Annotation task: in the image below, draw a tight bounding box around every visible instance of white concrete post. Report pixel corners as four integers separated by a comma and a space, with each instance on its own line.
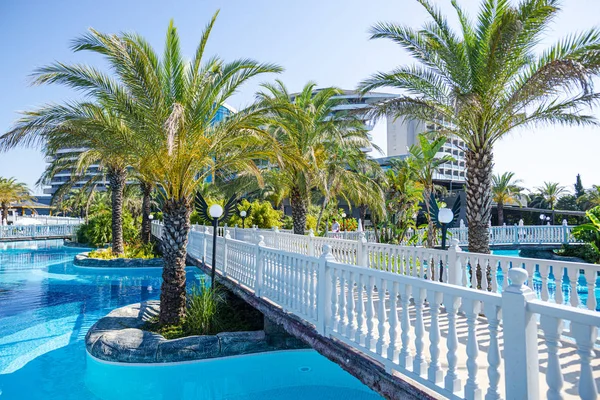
562, 219, 569, 244
308, 229, 315, 257
317, 244, 336, 335
223, 230, 231, 277
513, 224, 519, 244
502, 268, 540, 400
255, 235, 265, 297
357, 231, 368, 267
253, 226, 259, 244
357, 218, 363, 232
446, 238, 463, 285
273, 226, 280, 249
202, 226, 210, 267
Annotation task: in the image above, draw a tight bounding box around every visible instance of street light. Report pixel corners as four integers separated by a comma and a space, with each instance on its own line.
209, 204, 223, 288
148, 214, 154, 221
438, 207, 454, 251
240, 210, 247, 229
540, 214, 545, 226
341, 212, 347, 231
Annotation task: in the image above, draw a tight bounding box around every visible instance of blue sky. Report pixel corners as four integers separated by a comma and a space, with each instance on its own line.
1, 0, 599, 195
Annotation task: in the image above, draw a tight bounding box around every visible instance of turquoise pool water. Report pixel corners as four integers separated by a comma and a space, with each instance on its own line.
0, 240, 380, 399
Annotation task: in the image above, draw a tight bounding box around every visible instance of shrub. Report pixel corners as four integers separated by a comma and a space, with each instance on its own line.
183, 282, 225, 335
77, 211, 138, 247
88, 241, 158, 259
227, 199, 283, 229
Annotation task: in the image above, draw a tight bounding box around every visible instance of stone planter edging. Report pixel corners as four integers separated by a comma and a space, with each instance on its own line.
74, 252, 163, 268
85, 301, 277, 364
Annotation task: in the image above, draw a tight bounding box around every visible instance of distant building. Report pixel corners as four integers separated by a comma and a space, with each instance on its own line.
387, 118, 466, 184
43, 104, 235, 195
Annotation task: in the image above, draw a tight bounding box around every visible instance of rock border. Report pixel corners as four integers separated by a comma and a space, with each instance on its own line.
85, 301, 286, 364
74, 252, 163, 268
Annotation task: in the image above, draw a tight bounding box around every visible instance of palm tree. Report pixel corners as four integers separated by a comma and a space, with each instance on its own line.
0, 178, 32, 225
492, 172, 523, 225
535, 182, 567, 210
1, 15, 280, 325
3, 106, 131, 255
257, 81, 375, 234
383, 158, 423, 243
359, 0, 600, 254
535, 181, 567, 223
407, 134, 454, 247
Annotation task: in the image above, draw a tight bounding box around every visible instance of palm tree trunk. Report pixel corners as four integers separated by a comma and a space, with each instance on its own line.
107, 167, 127, 255
497, 202, 504, 226
316, 196, 329, 234
160, 197, 191, 325
290, 186, 307, 235
1, 203, 7, 225
140, 181, 153, 244
465, 147, 493, 255
358, 205, 368, 230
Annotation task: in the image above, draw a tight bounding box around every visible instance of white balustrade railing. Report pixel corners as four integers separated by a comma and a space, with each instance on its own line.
328, 224, 580, 246
0, 224, 79, 240
151, 222, 600, 311
150, 221, 600, 399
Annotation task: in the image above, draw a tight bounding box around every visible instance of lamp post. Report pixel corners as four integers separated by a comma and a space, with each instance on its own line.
209, 204, 224, 289
438, 207, 454, 251
148, 214, 154, 221
341, 212, 347, 231
540, 214, 545, 226
240, 210, 247, 229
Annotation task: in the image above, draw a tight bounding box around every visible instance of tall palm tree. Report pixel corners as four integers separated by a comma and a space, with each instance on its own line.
257, 81, 375, 234
492, 172, 523, 225
0, 178, 32, 225
535, 181, 567, 223
3, 106, 131, 255
384, 158, 423, 243
1, 14, 280, 325
407, 134, 455, 247
359, 0, 600, 253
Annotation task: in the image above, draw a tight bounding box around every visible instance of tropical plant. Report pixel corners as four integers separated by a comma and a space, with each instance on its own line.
572, 206, 600, 263
77, 210, 138, 247
359, 0, 600, 253
0, 177, 33, 225
406, 134, 454, 247
227, 199, 282, 229
256, 81, 375, 235
492, 172, 523, 225
381, 158, 423, 243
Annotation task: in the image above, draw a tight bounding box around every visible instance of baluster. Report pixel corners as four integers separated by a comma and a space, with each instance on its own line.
463, 298, 482, 400
444, 294, 462, 393
584, 269, 597, 311
539, 315, 564, 400
554, 266, 564, 305
330, 267, 339, 333
427, 290, 443, 385
355, 272, 365, 343
346, 271, 356, 338
386, 281, 400, 364
303, 259, 309, 316
539, 263, 550, 302
398, 283, 413, 369
571, 322, 598, 400
470, 258, 477, 289
365, 276, 376, 350
483, 302, 501, 400
338, 269, 347, 334
412, 287, 427, 376
376, 278, 387, 355
567, 267, 579, 307
524, 261, 535, 291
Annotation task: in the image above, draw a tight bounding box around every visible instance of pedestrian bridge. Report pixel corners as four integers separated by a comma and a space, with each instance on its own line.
152, 222, 600, 400
0, 223, 80, 242
327, 223, 581, 249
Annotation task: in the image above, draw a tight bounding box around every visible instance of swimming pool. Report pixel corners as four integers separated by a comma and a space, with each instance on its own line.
0, 240, 381, 399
